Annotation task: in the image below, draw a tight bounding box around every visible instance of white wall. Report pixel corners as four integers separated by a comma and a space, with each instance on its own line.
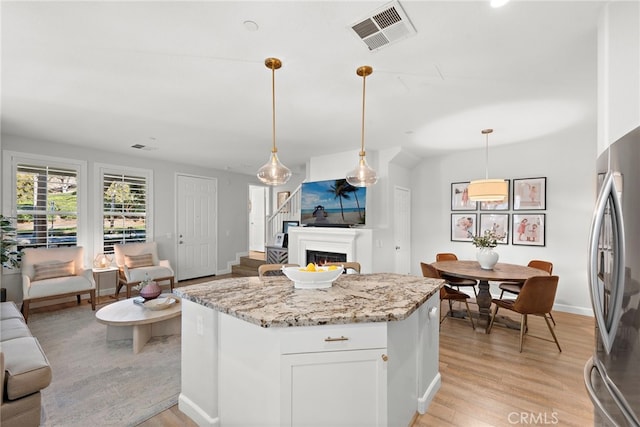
1, 134, 257, 302
411, 124, 597, 316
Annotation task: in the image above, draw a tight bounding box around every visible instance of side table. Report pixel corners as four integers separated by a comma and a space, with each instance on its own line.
92, 267, 119, 304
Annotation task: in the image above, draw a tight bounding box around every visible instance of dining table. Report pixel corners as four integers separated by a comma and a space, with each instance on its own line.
431, 260, 551, 332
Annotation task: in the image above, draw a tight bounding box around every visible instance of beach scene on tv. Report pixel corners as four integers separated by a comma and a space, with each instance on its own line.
300, 179, 366, 226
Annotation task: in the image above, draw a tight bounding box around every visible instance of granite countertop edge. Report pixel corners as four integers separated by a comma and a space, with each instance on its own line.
174, 273, 443, 328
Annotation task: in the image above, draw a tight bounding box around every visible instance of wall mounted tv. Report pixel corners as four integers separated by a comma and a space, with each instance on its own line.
300, 179, 366, 227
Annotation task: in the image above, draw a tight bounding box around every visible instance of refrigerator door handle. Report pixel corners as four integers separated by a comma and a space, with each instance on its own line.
585, 356, 640, 426
584, 357, 620, 427
588, 171, 625, 354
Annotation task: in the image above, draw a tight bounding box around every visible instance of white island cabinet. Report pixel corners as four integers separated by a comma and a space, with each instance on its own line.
175, 273, 443, 427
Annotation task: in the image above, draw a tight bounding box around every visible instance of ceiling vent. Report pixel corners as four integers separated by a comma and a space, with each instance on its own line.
350, 1, 417, 51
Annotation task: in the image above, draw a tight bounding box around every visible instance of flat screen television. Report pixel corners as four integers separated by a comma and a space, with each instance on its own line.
300, 179, 366, 227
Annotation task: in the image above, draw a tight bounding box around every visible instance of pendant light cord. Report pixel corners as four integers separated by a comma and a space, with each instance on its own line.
271, 63, 277, 154
484, 132, 489, 179
360, 72, 367, 157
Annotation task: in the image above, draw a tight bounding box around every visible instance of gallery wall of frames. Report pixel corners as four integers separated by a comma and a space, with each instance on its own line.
450, 177, 547, 247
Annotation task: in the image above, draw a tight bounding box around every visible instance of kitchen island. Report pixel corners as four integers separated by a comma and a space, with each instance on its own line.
175, 273, 443, 427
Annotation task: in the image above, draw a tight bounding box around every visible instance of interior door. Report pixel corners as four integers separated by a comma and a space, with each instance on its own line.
177, 174, 218, 280
393, 186, 411, 274
249, 185, 267, 252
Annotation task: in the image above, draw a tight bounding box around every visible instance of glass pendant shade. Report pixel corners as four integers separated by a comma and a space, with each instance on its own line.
346, 155, 378, 187
468, 128, 508, 202
257, 57, 291, 186
257, 152, 292, 186
346, 65, 377, 187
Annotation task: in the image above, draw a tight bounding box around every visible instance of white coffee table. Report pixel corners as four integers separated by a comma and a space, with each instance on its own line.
95, 294, 181, 354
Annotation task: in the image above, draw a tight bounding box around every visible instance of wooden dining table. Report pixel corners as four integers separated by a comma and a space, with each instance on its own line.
431, 260, 551, 332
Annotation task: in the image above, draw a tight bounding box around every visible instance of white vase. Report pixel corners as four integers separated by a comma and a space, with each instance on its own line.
476, 247, 499, 270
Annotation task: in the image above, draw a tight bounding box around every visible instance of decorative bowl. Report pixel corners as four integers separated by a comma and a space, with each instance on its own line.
281, 265, 344, 289
143, 296, 180, 311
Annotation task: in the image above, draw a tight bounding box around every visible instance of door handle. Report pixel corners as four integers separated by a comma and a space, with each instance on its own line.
395, 246, 400, 250
588, 171, 625, 354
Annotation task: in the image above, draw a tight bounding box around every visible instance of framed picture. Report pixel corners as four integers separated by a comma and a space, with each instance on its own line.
479, 213, 509, 244
513, 177, 546, 210
282, 220, 299, 234
273, 232, 286, 248
451, 182, 477, 211
480, 180, 510, 211
451, 213, 477, 242
277, 191, 291, 213
512, 214, 546, 246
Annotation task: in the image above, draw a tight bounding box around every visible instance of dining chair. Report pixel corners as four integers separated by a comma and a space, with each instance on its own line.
323, 261, 361, 274
498, 260, 555, 325
435, 253, 478, 298
420, 262, 475, 330
258, 263, 299, 277
488, 275, 561, 352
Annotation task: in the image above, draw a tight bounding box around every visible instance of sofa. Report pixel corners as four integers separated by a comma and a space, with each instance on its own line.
0, 301, 52, 427
21, 246, 96, 322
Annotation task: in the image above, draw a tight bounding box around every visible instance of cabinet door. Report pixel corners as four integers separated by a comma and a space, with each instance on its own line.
281, 349, 387, 427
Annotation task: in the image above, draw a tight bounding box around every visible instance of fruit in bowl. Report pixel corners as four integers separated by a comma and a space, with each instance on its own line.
281, 264, 344, 289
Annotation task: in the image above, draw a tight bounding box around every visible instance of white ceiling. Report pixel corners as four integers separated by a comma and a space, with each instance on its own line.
1, 1, 603, 177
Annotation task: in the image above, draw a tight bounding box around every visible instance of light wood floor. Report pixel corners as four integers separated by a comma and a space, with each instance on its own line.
29, 275, 594, 427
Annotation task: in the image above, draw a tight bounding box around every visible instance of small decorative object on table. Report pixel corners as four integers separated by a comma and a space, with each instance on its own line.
472, 229, 504, 270
134, 273, 162, 300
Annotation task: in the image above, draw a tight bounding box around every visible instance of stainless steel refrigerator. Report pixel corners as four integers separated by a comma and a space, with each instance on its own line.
585, 126, 640, 426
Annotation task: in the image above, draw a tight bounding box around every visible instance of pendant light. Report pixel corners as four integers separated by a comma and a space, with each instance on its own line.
346, 65, 378, 187
257, 57, 292, 186
467, 129, 508, 201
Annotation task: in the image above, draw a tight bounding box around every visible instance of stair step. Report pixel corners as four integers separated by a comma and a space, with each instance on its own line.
240, 256, 265, 269
232, 264, 259, 277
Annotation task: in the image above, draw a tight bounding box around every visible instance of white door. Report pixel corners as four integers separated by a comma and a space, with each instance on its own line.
176, 175, 217, 281
249, 185, 267, 252
393, 186, 411, 274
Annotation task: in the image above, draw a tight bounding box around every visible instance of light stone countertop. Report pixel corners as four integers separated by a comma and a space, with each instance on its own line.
174, 273, 443, 328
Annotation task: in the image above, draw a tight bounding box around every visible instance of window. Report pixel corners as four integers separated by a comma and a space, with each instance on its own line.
99, 166, 152, 254
15, 163, 79, 250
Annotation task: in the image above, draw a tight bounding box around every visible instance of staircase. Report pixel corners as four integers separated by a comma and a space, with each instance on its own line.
231, 253, 265, 277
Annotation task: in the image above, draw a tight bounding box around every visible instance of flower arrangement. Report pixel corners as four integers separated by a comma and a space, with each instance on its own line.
133, 273, 153, 291
472, 229, 505, 249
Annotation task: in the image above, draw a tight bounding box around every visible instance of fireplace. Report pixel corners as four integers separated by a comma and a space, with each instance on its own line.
306, 250, 347, 265
287, 227, 373, 273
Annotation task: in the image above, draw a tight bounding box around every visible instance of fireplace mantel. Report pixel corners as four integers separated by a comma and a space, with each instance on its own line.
288, 227, 373, 273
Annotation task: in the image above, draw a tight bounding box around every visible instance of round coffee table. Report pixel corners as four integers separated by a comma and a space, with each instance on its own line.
95, 294, 181, 354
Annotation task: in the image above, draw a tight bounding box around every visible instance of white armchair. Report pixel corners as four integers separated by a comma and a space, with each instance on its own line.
21, 246, 96, 322
113, 242, 175, 299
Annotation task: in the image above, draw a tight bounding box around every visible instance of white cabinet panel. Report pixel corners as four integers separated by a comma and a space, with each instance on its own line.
281, 349, 387, 427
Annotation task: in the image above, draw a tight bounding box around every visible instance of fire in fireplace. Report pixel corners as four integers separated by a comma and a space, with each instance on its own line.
306, 250, 347, 265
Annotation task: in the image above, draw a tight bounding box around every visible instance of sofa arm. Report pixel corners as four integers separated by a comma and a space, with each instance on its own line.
21, 275, 32, 299
158, 259, 173, 274
79, 269, 96, 288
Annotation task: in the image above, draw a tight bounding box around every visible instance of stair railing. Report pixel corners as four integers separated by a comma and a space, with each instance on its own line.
266, 185, 301, 244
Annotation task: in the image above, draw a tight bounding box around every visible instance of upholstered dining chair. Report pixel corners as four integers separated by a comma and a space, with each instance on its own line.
113, 242, 175, 299
498, 260, 555, 324
420, 262, 475, 330
258, 263, 300, 277
435, 253, 478, 298
323, 261, 361, 274
488, 275, 561, 353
